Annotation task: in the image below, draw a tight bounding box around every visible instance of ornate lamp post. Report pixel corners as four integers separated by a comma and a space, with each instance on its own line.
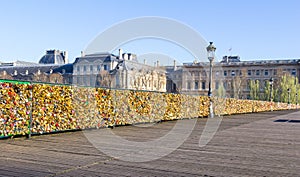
287, 88, 291, 109
206, 42, 216, 118
269, 77, 274, 111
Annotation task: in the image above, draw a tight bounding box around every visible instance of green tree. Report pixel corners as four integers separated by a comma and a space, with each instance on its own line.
263, 80, 272, 101
273, 74, 299, 104
215, 82, 226, 98
250, 80, 260, 100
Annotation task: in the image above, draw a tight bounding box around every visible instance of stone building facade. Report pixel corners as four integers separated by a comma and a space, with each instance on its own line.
73, 50, 166, 92
166, 56, 300, 99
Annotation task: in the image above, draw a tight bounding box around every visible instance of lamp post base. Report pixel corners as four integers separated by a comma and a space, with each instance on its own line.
209, 100, 214, 118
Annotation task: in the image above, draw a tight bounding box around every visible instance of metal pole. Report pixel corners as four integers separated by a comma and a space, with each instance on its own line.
270, 82, 273, 111
288, 88, 291, 109
208, 60, 214, 118
28, 83, 33, 139
296, 92, 298, 109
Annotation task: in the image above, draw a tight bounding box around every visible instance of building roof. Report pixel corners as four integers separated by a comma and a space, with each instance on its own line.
115, 60, 166, 73
39, 50, 66, 64
183, 59, 300, 67
46, 64, 73, 74
0, 64, 67, 76
73, 52, 119, 64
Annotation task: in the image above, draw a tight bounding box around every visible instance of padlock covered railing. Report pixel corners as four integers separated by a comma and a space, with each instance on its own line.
0, 80, 296, 138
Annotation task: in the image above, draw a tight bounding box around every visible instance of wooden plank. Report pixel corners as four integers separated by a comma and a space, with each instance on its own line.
0, 110, 299, 176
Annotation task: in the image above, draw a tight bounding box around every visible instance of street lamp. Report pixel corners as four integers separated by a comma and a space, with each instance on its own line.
206, 42, 216, 118
287, 88, 291, 109
269, 77, 274, 111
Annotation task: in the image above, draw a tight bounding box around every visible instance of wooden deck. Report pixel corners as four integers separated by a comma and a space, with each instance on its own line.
1, 110, 300, 176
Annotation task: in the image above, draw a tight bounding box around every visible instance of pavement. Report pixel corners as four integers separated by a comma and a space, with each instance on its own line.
1, 110, 300, 177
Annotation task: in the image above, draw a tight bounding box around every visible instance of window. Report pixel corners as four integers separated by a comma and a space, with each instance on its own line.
77, 66, 80, 72
292, 69, 296, 76
264, 80, 269, 87
83, 65, 87, 72
104, 65, 107, 71
90, 76, 93, 86
83, 76, 87, 85
231, 71, 235, 76
90, 65, 93, 72
239, 70, 242, 76
273, 69, 277, 75
247, 95, 250, 99
76, 77, 80, 84
97, 65, 101, 71
187, 82, 191, 90
223, 82, 227, 89
215, 81, 219, 89
202, 82, 206, 90
256, 70, 260, 76
224, 71, 227, 76
194, 81, 198, 90
248, 70, 251, 76
246, 80, 250, 90
173, 83, 176, 91
264, 70, 269, 76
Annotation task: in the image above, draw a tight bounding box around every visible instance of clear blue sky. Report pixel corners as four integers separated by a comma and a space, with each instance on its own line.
0, 0, 299, 64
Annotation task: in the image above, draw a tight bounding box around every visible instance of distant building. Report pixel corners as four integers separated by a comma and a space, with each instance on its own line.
73, 49, 166, 92
0, 50, 72, 84
72, 52, 119, 87
166, 56, 300, 99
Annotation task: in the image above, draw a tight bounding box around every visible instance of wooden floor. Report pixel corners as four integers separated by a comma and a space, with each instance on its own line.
1, 110, 300, 177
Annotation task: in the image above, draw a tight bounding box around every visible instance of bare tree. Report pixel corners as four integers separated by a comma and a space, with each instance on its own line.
230, 69, 246, 99
49, 73, 63, 83
33, 70, 48, 82
97, 70, 112, 88
0, 71, 13, 80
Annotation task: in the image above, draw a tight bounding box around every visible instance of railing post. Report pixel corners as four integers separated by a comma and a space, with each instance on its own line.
28, 82, 33, 139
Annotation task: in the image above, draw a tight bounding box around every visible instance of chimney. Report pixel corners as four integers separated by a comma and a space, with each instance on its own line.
81, 51, 85, 57
64, 51, 69, 64
144, 59, 146, 64
123, 53, 128, 60
119, 49, 123, 60
173, 60, 176, 70
156, 60, 159, 67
